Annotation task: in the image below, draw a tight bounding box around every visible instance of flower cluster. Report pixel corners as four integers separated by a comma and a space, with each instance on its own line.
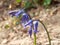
25, 19, 38, 37
9, 9, 39, 37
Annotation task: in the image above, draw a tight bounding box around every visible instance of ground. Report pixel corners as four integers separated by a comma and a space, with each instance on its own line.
0, 1, 60, 45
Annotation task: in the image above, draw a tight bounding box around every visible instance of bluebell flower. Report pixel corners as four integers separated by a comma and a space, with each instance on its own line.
21, 13, 31, 27
9, 9, 31, 27
15, 9, 25, 17
28, 24, 32, 37
23, 20, 33, 36
9, 9, 25, 17
8, 10, 18, 17
24, 19, 33, 27
25, 20, 38, 36
33, 21, 38, 34
9, 9, 39, 37
24, 20, 38, 37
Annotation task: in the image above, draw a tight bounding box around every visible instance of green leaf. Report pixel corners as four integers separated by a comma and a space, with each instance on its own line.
16, 0, 21, 3
43, 0, 51, 6
24, 1, 33, 9
5, 25, 10, 29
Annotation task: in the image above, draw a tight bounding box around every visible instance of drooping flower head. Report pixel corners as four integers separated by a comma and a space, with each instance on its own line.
8, 10, 18, 17
21, 13, 30, 27
9, 9, 31, 27
15, 9, 25, 17
24, 20, 38, 37
9, 9, 25, 17
33, 21, 38, 34
24, 19, 33, 27
9, 9, 39, 37
28, 24, 33, 37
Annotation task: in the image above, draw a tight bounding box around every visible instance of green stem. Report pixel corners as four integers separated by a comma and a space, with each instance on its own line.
39, 20, 51, 45
34, 33, 36, 45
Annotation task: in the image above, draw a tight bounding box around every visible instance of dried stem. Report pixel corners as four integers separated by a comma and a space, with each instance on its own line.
38, 20, 51, 45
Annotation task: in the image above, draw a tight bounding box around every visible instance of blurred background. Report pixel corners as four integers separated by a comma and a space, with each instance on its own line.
0, 0, 60, 45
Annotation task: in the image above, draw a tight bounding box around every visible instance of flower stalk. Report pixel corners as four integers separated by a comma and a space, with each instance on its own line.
38, 20, 51, 45
34, 33, 36, 45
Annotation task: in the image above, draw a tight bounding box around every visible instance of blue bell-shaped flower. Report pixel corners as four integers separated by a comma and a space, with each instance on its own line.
9, 9, 25, 17
24, 20, 33, 37
21, 13, 30, 27
8, 10, 18, 17
24, 19, 33, 27
15, 9, 25, 17
28, 24, 33, 37
33, 21, 38, 34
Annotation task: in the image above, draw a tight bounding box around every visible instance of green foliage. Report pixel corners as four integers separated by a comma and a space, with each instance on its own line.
24, 1, 33, 9
16, 0, 52, 8
33, 0, 39, 4
16, 0, 21, 3
43, 0, 51, 6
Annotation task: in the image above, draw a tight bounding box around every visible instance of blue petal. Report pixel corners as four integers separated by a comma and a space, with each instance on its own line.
9, 11, 18, 17
33, 21, 38, 34
29, 28, 32, 37
24, 19, 33, 27
21, 13, 31, 27
21, 13, 30, 27
15, 9, 25, 17
28, 24, 32, 37
22, 13, 30, 22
